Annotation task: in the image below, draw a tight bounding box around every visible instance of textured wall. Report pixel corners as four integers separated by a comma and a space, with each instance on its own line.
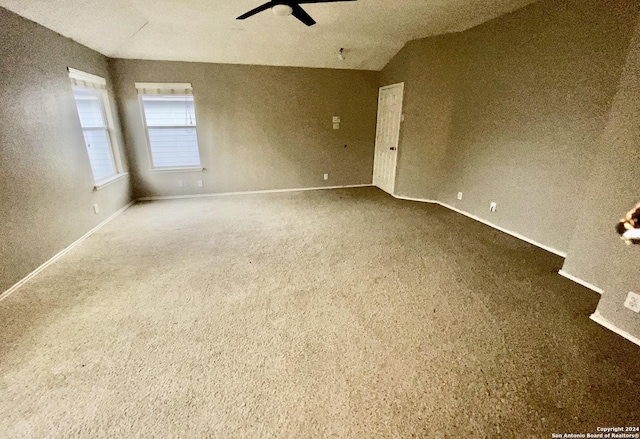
0, 8, 132, 293
109, 59, 379, 198
561, 17, 640, 339
380, 0, 638, 254
438, 0, 638, 254
379, 36, 457, 200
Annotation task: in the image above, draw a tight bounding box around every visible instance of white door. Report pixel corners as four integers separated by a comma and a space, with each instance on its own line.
373, 82, 404, 195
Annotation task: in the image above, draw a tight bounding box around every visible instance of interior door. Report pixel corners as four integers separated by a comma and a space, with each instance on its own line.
373, 82, 404, 195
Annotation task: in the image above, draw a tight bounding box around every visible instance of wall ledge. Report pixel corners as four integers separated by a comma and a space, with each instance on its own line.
590, 310, 640, 348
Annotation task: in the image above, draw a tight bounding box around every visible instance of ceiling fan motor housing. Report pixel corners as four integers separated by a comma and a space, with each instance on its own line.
237, 0, 357, 27
272, 4, 294, 16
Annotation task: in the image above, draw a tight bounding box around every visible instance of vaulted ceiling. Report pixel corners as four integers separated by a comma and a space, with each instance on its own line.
1, 0, 538, 70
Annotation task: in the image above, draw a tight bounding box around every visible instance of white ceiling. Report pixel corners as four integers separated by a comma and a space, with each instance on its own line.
1, 0, 538, 70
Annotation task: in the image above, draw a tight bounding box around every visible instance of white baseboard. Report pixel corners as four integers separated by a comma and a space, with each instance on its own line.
558, 270, 603, 294
590, 311, 640, 348
394, 192, 605, 295
1, 186, 371, 299
393, 195, 439, 204
0, 200, 136, 303
137, 184, 374, 201
391, 191, 567, 258
438, 201, 567, 258
395, 192, 607, 298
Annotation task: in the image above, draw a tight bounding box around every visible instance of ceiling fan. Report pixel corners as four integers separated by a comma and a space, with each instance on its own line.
237, 0, 357, 27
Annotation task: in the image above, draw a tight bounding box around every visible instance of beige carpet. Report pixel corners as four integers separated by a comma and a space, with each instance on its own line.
1, 187, 639, 438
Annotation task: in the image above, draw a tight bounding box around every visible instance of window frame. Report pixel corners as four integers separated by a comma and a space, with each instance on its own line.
68, 68, 127, 189
136, 82, 203, 172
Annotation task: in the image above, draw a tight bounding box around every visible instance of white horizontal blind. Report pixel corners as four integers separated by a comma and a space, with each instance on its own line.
139, 91, 201, 169
69, 68, 107, 90
72, 87, 116, 180
135, 82, 192, 95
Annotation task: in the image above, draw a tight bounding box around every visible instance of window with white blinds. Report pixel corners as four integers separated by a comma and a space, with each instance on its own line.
69, 68, 122, 183
137, 83, 201, 169
72, 88, 116, 180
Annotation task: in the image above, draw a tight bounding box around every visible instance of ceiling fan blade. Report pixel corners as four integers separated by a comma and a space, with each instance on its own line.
291, 4, 316, 26
236, 2, 273, 20
296, 0, 357, 3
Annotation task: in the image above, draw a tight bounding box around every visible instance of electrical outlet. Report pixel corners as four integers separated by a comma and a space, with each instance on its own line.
624, 291, 640, 313
197, 180, 203, 187
457, 192, 463, 200
332, 116, 340, 123
333, 123, 340, 130
93, 204, 99, 214
490, 202, 497, 212
324, 174, 329, 181
178, 180, 184, 187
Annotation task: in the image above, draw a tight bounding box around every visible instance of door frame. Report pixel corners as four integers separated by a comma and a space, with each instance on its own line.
373, 82, 404, 196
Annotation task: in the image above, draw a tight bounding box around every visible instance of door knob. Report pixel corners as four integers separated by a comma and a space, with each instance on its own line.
390, 147, 397, 151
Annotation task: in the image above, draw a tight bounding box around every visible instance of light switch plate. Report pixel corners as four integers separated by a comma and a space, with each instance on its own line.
457, 192, 463, 200
332, 116, 340, 123
490, 202, 497, 212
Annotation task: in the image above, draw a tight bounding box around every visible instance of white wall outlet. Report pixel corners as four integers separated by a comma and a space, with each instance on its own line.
332, 116, 341, 123
490, 202, 497, 212
624, 291, 640, 313
457, 192, 463, 200
178, 180, 184, 187
197, 180, 203, 187
324, 173, 329, 181
333, 123, 340, 130
93, 203, 99, 214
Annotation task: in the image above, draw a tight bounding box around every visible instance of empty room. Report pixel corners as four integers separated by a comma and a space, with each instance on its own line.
1, 0, 640, 437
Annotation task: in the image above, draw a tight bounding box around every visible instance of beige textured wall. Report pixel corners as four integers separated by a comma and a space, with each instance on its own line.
381, 0, 638, 254
380, 36, 457, 200
438, 0, 638, 254
0, 8, 132, 293
379, 0, 640, 339
109, 59, 378, 198
561, 17, 640, 338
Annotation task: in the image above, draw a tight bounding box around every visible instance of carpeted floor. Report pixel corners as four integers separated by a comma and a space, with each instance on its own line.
1, 187, 639, 438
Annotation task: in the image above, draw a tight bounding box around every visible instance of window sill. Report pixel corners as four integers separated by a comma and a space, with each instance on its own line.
94, 173, 128, 191
149, 167, 204, 173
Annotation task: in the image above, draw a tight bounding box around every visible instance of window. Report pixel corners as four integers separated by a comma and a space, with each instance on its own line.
69, 68, 125, 187
136, 82, 201, 170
